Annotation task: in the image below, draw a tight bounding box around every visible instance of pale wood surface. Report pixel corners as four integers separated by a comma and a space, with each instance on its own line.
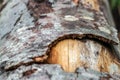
47, 39, 120, 73
80, 0, 100, 11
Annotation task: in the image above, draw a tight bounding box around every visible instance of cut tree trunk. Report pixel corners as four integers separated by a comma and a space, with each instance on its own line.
0, 0, 120, 80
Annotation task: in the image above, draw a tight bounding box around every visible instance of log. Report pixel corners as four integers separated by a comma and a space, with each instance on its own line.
0, 0, 120, 80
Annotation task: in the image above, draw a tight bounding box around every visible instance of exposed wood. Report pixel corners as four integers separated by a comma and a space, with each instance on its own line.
47, 39, 120, 73
47, 39, 81, 72
73, 0, 79, 5
81, 0, 100, 11
32, 55, 48, 62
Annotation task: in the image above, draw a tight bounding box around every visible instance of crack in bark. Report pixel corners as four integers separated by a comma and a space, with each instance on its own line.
14, 13, 23, 26
5, 55, 47, 71
22, 69, 37, 77
1, 31, 11, 40
11, 3, 19, 8
0, 1, 8, 13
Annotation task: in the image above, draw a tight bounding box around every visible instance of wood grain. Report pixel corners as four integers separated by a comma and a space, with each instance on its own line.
47, 39, 120, 73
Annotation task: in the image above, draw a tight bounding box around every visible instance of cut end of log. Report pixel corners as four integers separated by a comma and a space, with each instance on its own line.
47, 39, 120, 73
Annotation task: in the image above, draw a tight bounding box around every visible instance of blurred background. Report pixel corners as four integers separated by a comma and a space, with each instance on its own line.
109, 0, 120, 38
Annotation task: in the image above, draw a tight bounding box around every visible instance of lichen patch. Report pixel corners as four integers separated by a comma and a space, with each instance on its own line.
80, 16, 94, 20
98, 27, 111, 34
64, 15, 79, 21
109, 63, 119, 74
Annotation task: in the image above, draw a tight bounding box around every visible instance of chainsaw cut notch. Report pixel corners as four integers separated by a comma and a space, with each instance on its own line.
46, 38, 120, 73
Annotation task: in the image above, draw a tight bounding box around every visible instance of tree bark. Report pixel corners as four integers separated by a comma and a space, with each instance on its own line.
0, 0, 120, 80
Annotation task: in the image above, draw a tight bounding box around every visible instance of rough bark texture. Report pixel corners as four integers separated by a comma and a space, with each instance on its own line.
0, 0, 120, 80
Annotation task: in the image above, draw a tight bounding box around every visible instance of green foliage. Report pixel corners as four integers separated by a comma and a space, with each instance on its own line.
110, 0, 120, 9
